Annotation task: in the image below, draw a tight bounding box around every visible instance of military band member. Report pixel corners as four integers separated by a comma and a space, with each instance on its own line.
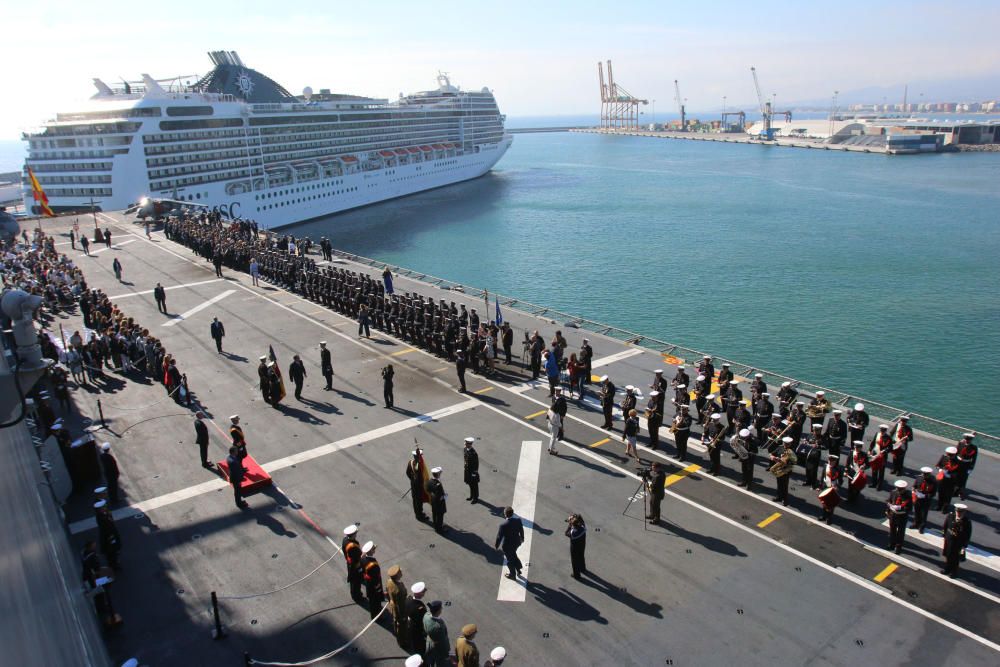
941, 504, 972, 577
886, 480, 912, 554
955, 433, 978, 500
753, 392, 775, 438
823, 410, 848, 463
600, 376, 616, 430
621, 386, 638, 428
672, 365, 690, 390
732, 428, 755, 490
320, 342, 333, 390
868, 425, 892, 490
672, 405, 692, 462
650, 369, 668, 397
703, 413, 725, 475
847, 403, 869, 449
724, 381, 743, 434
911, 466, 937, 533
697, 355, 715, 383
646, 462, 666, 524
672, 384, 690, 415
717, 363, 733, 396
646, 391, 663, 450
750, 373, 767, 407
800, 424, 823, 489
786, 402, 807, 446
823, 454, 842, 489
257, 355, 270, 403
342, 525, 365, 604
769, 437, 796, 506
777, 381, 798, 417
935, 446, 960, 511
847, 441, 869, 503
693, 375, 710, 422
732, 399, 753, 435
701, 393, 722, 430
463, 437, 480, 504
427, 467, 448, 534
819, 454, 842, 524
807, 391, 831, 430
360, 542, 384, 619
890, 415, 914, 475
762, 414, 785, 456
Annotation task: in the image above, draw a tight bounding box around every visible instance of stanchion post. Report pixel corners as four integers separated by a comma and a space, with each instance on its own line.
211, 591, 225, 640
97, 399, 105, 426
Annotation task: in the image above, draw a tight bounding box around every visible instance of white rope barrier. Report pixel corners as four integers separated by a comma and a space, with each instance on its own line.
248, 605, 388, 666
217, 547, 342, 601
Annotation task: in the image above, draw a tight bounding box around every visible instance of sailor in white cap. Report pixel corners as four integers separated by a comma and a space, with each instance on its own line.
868, 424, 893, 490
405, 654, 424, 667
771, 436, 796, 505
646, 390, 663, 449
807, 390, 831, 429
847, 402, 869, 446
579, 337, 593, 391
693, 375, 709, 419
340, 523, 365, 604
427, 466, 448, 533
651, 369, 667, 396
886, 479, 912, 553
359, 542, 384, 619
731, 428, 754, 489
955, 432, 978, 500
702, 413, 725, 475
620, 385, 637, 428
825, 408, 847, 462
463, 437, 480, 503
936, 446, 961, 511
486, 646, 507, 666
404, 582, 428, 653
94, 499, 122, 570
753, 391, 775, 436
911, 466, 937, 532
703, 393, 722, 427
672, 403, 693, 461
942, 503, 972, 576
600, 375, 616, 430
672, 383, 689, 414
672, 365, 689, 391
750, 373, 767, 405
890, 415, 913, 475
98, 441, 121, 503
777, 381, 798, 417
257, 355, 271, 402
717, 362, 734, 395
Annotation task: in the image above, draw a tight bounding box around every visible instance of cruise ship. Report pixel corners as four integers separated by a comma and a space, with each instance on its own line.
22, 51, 512, 228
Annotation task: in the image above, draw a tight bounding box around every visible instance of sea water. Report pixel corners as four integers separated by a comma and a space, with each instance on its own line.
290, 131, 1000, 435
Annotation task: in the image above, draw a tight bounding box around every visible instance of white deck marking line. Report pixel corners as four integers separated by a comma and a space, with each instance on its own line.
88, 238, 138, 255
108, 278, 225, 299
161, 290, 235, 327
497, 440, 543, 602
114, 217, 1000, 612
878, 520, 1000, 573
67, 399, 477, 534
466, 396, 1000, 653
589, 348, 644, 369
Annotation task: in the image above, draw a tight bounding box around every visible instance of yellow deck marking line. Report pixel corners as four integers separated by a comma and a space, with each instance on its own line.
309, 309, 326, 315
757, 512, 782, 528
524, 410, 547, 420
431, 366, 450, 373
391, 348, 418, 357
874, 563, 899, 583
664, 463, 701, 487
589, 438, 610, 448
473, 387, 494, 395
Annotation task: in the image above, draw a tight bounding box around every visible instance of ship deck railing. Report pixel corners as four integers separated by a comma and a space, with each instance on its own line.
330, 247, 998, 450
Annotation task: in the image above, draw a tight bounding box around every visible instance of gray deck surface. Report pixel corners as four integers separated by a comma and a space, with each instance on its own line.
39, 211, 999, 666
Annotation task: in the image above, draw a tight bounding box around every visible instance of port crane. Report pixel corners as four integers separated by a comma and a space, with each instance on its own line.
720, 110, 746, 132
750, 66, 792, 140
597, 60, 648, 130
674, 80, 686, 131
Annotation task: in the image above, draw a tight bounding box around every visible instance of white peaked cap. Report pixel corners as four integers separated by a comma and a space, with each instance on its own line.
411, 581, 426, 594
491, 647, 507, 661
894, 480, 908, 488
343, 524, 358, 536
361, 541, 375, 554
405, 656, 423, 667
739, 429, 750, 437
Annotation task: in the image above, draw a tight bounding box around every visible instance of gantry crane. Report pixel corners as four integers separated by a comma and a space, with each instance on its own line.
674, 80, 686, 131
720, 111, 746, 132
597, 60, 648, 130
750, 66, 792, 140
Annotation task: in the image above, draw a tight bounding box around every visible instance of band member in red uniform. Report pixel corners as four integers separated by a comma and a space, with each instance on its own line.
941, 504, 972, 577
819, 454, 842, 524
955, 433, 978, 500
886, 479, 912, 554
890, 416, 914, 476
911, 467, 937, 533
935, 446, 960, 511
847, 441, 869, 503
868, 425, 891, 490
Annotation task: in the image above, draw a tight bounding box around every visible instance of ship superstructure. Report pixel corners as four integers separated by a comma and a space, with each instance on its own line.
22, 51, 512, 227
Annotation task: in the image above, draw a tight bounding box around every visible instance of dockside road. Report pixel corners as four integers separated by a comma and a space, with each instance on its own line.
40, 210, 998, 666
572, 127, 889, 153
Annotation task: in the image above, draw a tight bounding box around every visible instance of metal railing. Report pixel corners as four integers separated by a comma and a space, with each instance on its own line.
330, 248, 998, 451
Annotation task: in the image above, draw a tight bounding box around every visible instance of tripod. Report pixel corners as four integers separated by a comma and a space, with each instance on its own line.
622, 477, 649, 531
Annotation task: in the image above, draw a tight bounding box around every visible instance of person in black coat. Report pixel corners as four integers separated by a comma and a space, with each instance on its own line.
382, 363, 395, 408
495, 507, 525, 579
194, 412, 212, 468
94, 501, 121, 570
288, 354, 306, 400
646, 462, 666, 524
463, 438, 480, 503
600, 376, 616, 430
455, 349, 467, 393
942, 504, 972, 577
227, 445, 249, 509
501, 323, 514, 364
99, 443, 120, 503
565, 513, 587, 579
426, 467, 448, 534
320, 342, 333, 390
154, 283, 167, 314
210, 317, 225, 353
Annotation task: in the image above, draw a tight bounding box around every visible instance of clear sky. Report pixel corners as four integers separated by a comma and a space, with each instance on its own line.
3, 0, 998, 139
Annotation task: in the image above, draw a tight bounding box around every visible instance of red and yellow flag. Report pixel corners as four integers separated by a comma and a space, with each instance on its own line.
27, 167, 55, 217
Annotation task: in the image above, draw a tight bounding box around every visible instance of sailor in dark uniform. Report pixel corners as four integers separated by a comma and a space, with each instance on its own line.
600, 375, 616, 430
646, 391, 663, 450
257, 355, 270, 403
753, 393, 775, 440
941, 504, 972, 577
847, 403, 869, 449
426, 467, 448, 534
886, 479, 912, 554
823, 409, 848, 464
463, 437, 480, 503
672, 405, 692, 461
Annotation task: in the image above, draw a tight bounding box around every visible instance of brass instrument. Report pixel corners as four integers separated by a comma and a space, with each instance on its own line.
763, 421, 794, 453
731, 436, 750, 460
669, 415, 680, 434
768, 450, 794, 477
705, 427, 725, 451
806, 400, 829, 419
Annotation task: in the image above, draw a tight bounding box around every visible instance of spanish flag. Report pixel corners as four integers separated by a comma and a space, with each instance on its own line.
27, 167, 55, 217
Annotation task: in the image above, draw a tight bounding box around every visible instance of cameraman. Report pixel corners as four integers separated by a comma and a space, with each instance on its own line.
564, 514, 587, 579
646, 462, 666, 524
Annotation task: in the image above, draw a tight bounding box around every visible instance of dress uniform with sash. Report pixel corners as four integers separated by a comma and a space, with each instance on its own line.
342, 525, 364, 604
955, 434, 978, 500
890, 416, 913, 475
910, 467, 937, 532
360, 542, 384, 619
868, 425, 891, 490
935, 447, 960, 511
942, 504, 972, 577
819, 455, 842, 524
886, 480, 912, 554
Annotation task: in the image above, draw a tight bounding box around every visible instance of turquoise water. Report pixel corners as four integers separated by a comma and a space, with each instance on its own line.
291, 132, 1000, 435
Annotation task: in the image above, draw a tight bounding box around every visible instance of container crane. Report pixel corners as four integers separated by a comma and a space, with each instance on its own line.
674, 80, 686, 131
597, 60, 648, 130
750, 66, 792, 140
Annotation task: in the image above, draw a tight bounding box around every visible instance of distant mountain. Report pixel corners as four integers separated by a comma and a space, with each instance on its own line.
789, 73, 1000, 108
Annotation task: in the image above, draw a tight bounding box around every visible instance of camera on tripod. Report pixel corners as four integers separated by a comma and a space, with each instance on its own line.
637, 465, 652, 480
